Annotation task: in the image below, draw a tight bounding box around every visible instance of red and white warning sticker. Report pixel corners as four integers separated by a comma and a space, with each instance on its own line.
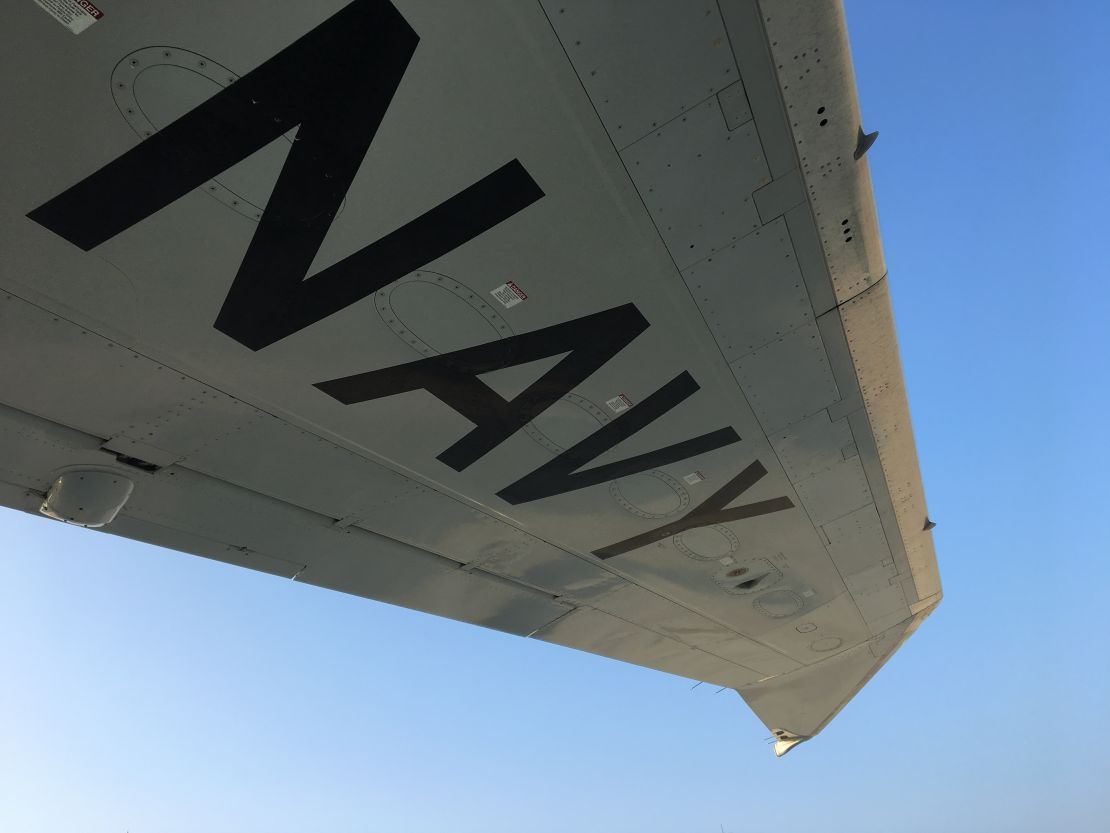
32, 0, 104, 33
489, 280, 527, 309
606, 394, 634, 413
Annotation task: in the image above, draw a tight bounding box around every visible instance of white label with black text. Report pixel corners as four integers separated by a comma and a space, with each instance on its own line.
490, 280, 527, 308
32, 0, 103, 33
606, 394, 633, 413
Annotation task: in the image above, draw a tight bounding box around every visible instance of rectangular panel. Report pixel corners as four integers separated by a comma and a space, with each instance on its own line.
792, 455, 872, 527
542, 0, 740, 148
730, 321, 841, 431
300, 526, 570, 637
822, 503, 892, 578
621, 95, 766, 268
771, 409, 855, 483
717, 79, 753, 129
534, 606, 761, 687
681, 217, 812, 359
474, 540, 627, 604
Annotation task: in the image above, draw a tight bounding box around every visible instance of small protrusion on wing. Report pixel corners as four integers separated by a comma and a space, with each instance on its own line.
853, 125, 880, 160
772, 729, 811, 757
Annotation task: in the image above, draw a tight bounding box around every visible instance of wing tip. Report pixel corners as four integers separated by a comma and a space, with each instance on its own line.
772, 731, 811, 757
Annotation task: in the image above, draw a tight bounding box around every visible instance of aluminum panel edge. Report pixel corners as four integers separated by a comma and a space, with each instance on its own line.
723, 0, 941, 607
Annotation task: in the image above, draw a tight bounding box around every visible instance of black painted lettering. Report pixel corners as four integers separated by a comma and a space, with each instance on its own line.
27, 0, 543, 350
592, 460, 794, 559
316, 304, 654, 471
498, 372, 741, 504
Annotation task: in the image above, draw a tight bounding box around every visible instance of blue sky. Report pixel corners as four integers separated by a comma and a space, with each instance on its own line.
2, 2, 1108, 831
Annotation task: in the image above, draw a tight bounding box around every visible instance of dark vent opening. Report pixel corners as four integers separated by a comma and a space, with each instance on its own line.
108, 452, 161, 473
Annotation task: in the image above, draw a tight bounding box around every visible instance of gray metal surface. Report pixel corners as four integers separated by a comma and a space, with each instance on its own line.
0, 0, 940, 752
540, 0, 740, 149
621, 96, 766, 269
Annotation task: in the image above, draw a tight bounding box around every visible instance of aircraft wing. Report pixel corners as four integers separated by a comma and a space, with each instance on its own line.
0, 0, 940, 754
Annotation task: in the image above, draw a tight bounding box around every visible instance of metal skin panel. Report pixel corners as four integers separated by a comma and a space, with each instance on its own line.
758, 0, 887, 304
730, 322, 841, 432
739, 616, 917, 738
717, 80, 754, 130
621, 96, 767, 270
0, 0, 940, 752
755, 591, 871, 661
772, 409, 856, 482
839, 280, 942, 606
753, 168, 807, 224
0, 389, 568, 636
681, 217, 812, 360
791, 454, 872, 527
539, 0, 741, 150
592, 584, 767, 655
534, 607, 761, 690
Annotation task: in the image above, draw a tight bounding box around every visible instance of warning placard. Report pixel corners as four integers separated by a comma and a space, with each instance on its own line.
606, 394, 634, 413
490, 280, 527, 309
32, 0, 103, 34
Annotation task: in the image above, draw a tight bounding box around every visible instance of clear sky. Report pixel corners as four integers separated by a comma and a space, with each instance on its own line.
2, 2, 1108, 831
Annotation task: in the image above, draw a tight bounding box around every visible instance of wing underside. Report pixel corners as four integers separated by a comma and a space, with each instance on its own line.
0, 0, 940, 752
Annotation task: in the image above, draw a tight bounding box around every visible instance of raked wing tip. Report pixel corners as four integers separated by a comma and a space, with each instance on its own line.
772, 731, 811, 757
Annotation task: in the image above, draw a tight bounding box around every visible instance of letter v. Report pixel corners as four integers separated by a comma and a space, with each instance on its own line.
496, 372, 742, 504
